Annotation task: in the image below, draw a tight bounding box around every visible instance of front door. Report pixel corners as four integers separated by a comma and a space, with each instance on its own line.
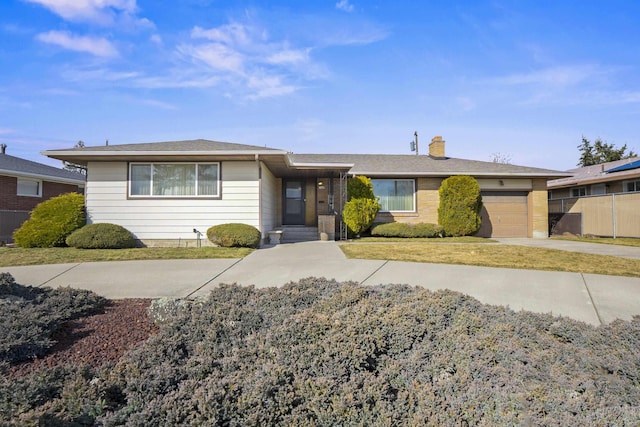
283, 180, 305, 225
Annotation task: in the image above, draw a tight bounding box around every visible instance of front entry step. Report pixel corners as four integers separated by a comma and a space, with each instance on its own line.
279, 226, 319, 243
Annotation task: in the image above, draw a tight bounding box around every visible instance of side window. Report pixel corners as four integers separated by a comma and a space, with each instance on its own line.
17, 178, 42, 197
570, 187, 586, 197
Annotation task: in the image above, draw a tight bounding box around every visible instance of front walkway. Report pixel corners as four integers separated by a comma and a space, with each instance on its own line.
4, 240, 640, 326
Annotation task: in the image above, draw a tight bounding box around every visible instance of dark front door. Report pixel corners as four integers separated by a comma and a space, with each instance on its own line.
284, 180, 305, 225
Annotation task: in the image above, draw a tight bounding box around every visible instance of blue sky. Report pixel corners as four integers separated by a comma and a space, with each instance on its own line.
1, 0, 639, 170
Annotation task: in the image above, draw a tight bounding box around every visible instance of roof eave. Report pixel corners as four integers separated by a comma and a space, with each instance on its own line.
351, 171, 572, 179
0, 168, 85, 185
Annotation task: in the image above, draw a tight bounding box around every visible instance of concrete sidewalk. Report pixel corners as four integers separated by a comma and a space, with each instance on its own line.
3, 241, 640, 326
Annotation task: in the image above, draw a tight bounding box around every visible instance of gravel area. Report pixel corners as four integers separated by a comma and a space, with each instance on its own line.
9, 299, 158, 377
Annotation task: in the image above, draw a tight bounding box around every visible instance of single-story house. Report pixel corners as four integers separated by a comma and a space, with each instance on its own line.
548, 157, 640, 198
547, 157, 640, 237
0, 144, 86, 243
43, 137, 568, 246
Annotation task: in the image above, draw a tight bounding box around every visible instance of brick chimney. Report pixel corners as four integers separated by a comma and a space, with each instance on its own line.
428, 136, 445, 158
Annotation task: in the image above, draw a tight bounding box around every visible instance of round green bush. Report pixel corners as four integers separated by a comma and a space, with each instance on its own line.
13, 193, 85, 248
347, 175, 375, 201
342, 197, 380, 236
438, 175, 483, 237
66, 223, 136, 249
207, 223, 261, 248
371, 222, 444, 238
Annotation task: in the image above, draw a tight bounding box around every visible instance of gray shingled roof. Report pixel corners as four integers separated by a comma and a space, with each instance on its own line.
0, 153, 86, 183
43, 139, 568, 178
289, 153, 567, 177
548, 156, 640, 188
50, 139, 286, 153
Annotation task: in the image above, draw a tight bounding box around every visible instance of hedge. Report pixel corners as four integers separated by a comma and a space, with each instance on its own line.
13, 193, 85, 248
371, 222, 444, 238
66, 223, 136, 249
207, 223, 261, 248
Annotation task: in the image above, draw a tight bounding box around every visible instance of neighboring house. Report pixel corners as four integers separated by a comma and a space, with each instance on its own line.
0, 144, 86, 243
548, 157, 640, 237
43, 137, 568, 246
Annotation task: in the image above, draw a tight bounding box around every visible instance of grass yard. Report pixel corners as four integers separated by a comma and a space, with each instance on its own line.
0, 246, 253, 267
552, 236, 640, 247
340, 242, 640, 277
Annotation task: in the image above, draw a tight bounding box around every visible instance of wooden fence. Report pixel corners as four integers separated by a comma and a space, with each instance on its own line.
0, 210, 30, 244
548, 192, 640, 238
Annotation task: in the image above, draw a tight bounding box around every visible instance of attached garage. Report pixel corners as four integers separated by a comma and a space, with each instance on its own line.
477, 191, 529, 237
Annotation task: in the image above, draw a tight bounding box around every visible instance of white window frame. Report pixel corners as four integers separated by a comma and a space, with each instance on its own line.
128, 162, 221, 198
371, 179, 416, 212
571, 187, 587, 198
17, 177, 42, 197
623, 179, 640, 193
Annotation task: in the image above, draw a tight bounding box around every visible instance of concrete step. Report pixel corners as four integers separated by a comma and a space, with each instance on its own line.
280, 226, 319, 243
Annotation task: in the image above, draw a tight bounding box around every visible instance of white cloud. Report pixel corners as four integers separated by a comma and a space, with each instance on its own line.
37, 30, 119, 57
178, 42, 245, 73
266, 48, 310, 65
246, 73, 298, 99
491, 65, 605, 87
24, 0, 151, 28
336, 0, 354, 12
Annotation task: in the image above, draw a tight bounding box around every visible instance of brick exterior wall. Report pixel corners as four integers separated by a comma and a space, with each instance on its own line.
529, 178, 549, 238
0, 175, 81, 211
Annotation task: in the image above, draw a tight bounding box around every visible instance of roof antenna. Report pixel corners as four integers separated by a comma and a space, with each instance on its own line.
409, 131, 418, 155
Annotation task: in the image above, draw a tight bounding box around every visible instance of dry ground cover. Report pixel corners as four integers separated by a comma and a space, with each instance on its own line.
553, 236, 640, 248
2, 276, 639, 426
0, 246, 253, 267
340, 242, 640, 277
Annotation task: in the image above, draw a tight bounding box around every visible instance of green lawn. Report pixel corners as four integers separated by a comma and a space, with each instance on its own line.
0, 246, 253, 267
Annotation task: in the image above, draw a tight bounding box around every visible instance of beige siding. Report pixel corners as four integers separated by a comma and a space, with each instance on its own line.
558, 193, 640, 237
86, 161, 261, 242
259, 162, 279, 237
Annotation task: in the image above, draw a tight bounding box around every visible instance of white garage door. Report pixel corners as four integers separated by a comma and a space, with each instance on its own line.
477, 191, 528, 237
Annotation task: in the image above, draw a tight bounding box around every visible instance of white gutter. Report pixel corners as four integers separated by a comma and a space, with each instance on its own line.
41, 149, 290, 158
286, 161, 355, 170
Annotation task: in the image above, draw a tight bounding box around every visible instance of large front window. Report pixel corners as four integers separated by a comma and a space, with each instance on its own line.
129, 163, 219, 197
371, 179, 415, 211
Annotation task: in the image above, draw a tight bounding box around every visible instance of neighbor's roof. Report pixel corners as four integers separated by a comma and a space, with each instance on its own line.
0, 152, 86, 184
289, 153, 568, 178
548, 157, 640, 189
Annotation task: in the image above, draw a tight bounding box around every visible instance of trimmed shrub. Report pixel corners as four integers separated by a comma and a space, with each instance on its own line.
371, 222, 444, 238
0, 273, 106, 365
438, 175, 483, 236
13, 193, 85, 248
347, 175, 375, 201
66, 223, 136, 249
207, 223, 261, 248
342, 197, 380, 236
2, 278, 640, 425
